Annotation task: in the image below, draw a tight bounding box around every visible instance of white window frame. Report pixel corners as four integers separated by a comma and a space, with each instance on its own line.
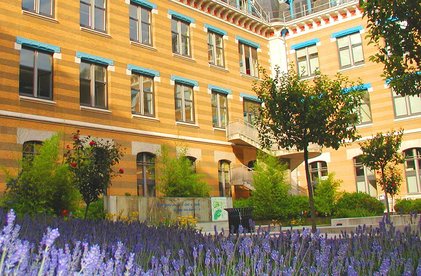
171, 18, 191, 57
208, 31, 224, 67
175, 83, 195, 123
309, 161, 328, 184
337, 32, 364, 69
80, 62, 108, 109
22, 0, 54, 17
239, 43, 258, 77
211, 91, 228, 129
131, 73, 154, 117
392, 90, 421, 118
80, 0, 106, 32
354, 156, 377, 196
129, 3, 152, 45
404, 148, 421, 194
357, 90, 372, 125
296, 45, 319, 77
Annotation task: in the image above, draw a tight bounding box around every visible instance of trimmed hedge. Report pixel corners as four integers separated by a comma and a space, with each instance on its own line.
394, 199, 421, 214
335, 192, 384, 218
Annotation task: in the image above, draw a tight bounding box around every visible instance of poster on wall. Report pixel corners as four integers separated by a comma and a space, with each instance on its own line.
211, 197, 228, 221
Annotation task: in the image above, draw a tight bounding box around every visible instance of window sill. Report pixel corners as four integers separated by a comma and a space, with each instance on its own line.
80, 106, 111, 114
172, 53, 196, 63
338, 63, 365, 72
22, 10, 58, 23
240, 73, 259, 80
132, 114, 159, 121
130, 41, 157, 51
394, 114, 421, 122
213, 127, 227, 132
356, 123, 373, 129
19, 95, 56, 105
209, 64, 229, 72
80, 27, 111, 38
176, 121, 199, 128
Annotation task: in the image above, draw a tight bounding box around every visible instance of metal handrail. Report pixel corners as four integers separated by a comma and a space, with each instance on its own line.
213, 0, 271, 23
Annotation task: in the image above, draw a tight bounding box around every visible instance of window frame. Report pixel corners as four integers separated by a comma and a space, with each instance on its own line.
218, 160, 231, 197
174, 83, 195, 124
79, 61, 108, 109
207, 31, 225, 67
22, 0, 54, 17
243, 99, 260, 125
239, 43, 258, 77
171, 18, 191, 57
131, 73, 154, 117
129, 3, 152, 45
337, 32, 364, 69
309, 161, 328, 184
80, 0, 107, 32
136, 152, 156, 197
22, 140, 43, 161
356, 90, 373, 125
392, 90, 421, 118
296, 45, 319, 78
19, 46, 53, 100
403, 148, 421, 194
211, 91, 228, 129
353, 156, 377, 196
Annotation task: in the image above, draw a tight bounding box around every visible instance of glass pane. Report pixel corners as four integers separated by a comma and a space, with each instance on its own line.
406, 160, 416, 171
297, 57, 308, 76
94, 8, 105, 31
360, 103, 372, 123
352, 45, 364, 63
181, 36, 190, 56
80, 62, 90, 79
180, 22, 189, 36
131, 89, 140, 113
171, 19, 177, 32
184, 86, 192, 100
393, 96, 408, 117
94, 82, 106, 108
129, 5, 137, 18
144, 92, 153, 115
337, 37, 348, 48
39, 0, 53, 16
212, 106, 218, 127
141, 22, 150, 44
22, 0, 35, 11
309, 54, 319, 74
350, 33, 362, 44
94, 65, 105, 81
143, 77, 152, 92
80, 79, 91, 105
215, 35, 223, 47
308, 45, 317, 55
296, 48, 306, 58
37, 52, 52, 71
407, 175, 418, 193
141, 8, 149, 23
175, 99, 182, 121
172, 33, 179, 54
80, 3, 90, 27
355, 165, 364, 177
19, 67, 34, 96
20, 48, 34, 68
95, 0, 104, 8
208, 44, 214, 63
339, 49, 351, 67
130, 19, 138, 41
185, 101, 193, 122
357, 180, 367, 193
216, 48, 224, 66
38, 69, 52, 99
409, 95, 421, 114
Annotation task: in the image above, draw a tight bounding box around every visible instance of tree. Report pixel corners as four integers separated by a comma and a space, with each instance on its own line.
2, 134, 79, 216
360, 0, 420, 96
314, 174, 341, 217
359, 129, 404, 217
156, 146, 209, 197
253, 67, 364, 231
65, 130, 124, 218
250, 152, 290, 220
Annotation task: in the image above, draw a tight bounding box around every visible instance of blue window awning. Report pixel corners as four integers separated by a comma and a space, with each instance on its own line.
331, 26, 363, 39
208, 85, 231, 95
240, 93, 261, 103
291, 38, 320, 51
130, 0, 157, 9
16, 37, 60, 53
168, 10, 195, 23
128, 64, 159, 77
204, 24, 227, 36
343, 83, 371, 93
236, 36, 260, 49
76, 52, 114, 66
171, 75, 198, 87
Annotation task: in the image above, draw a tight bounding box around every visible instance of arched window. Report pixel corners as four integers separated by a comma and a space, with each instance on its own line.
309, 161, 328, 184
247, 160, 256, 170
403, 148, 421, 193
185, 156, 197, 173
22, 140, 43, 160
353, 156, 377, 196
136, 152, 156, 197
218, 160, 231, 197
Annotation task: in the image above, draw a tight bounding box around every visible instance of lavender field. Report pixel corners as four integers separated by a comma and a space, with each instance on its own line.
0, 209, 420, 275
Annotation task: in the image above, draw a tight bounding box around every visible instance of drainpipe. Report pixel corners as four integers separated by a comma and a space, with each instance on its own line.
306, 0, 312, 14
289, 0, 295, 19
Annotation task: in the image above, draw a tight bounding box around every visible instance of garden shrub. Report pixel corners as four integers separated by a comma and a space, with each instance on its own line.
156, 146, 209, 197
250, 152, 290, 220
394, 199, 421, 214
233, 198, 252, 208
73, 198, 106, 220
284, 195, 310, 220
314, 174, 341, 216
2, 134, 80, 217
335, 192, 384, 218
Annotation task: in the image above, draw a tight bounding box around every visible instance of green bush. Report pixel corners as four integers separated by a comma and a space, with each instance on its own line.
2, 134, 80, 217
73, 198, 106, 220
233, 198, 252, 208
394, 199, 421, 214
250, 152, 290, 220
314, 174, 341, 217
335, 192, 384, 218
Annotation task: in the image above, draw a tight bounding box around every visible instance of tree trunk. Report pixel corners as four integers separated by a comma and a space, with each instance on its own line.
84, 202, 90, 219
382, 167, 390, 220
304, 145, 317, 232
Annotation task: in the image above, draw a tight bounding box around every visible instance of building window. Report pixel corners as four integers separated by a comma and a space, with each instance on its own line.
22, 140, 43, 160
356, 91, 372, 125
309, 161, 328, 184
19, 47, 53, 100
239, 43, 258, 77
175, 83, 194, 123
171, 18, 190, 57
218, 160, 231, 197
337, 32, 364, 68
404, 148, 421, 194
136, 152, 155, 196
392, 90, 421, 118
243, 100, 260, 125
185, 156, 197, 173
129, 3, 151, 45
296, 45, 319, 77
80, 0, 106, 32
80, 62, 107, 109
131, 74, 154, 116
208, 31, 224, 67
22, 0, 54, 17
354, 156, 377, 196
212, 92, 228, 129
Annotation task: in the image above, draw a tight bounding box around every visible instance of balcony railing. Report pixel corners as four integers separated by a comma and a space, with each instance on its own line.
214, 0, 271, 22
271, 0, 358, 23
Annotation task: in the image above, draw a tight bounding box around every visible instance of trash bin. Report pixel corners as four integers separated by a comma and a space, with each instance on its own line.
224, 207, 254, 234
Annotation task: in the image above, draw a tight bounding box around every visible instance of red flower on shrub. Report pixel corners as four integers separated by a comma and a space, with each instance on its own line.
70, 162, 77, 168
119, 168, 124, 174
89, 140, 96, 146
66, 145, 71, 149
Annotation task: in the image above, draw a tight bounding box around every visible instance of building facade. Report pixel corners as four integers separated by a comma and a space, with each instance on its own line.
0, 0, 420, 201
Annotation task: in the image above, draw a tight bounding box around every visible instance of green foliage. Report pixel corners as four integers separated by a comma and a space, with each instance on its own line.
335, 192, 384, 218
314, 174, 341, 217
73, 198, 106, 220
360, 0, 420, 96
284, 195, 310, 220
2, 134, 80, 216
233, 198, 252, 208
65, 130, 124, 218
156, 146, 209, 197
394, 199, 421, 214
253, 66, 364, 230
250, 152, 290, 220
359, 129, 404, 215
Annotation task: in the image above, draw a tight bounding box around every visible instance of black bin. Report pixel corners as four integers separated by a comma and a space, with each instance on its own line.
224, 207, 253, 234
